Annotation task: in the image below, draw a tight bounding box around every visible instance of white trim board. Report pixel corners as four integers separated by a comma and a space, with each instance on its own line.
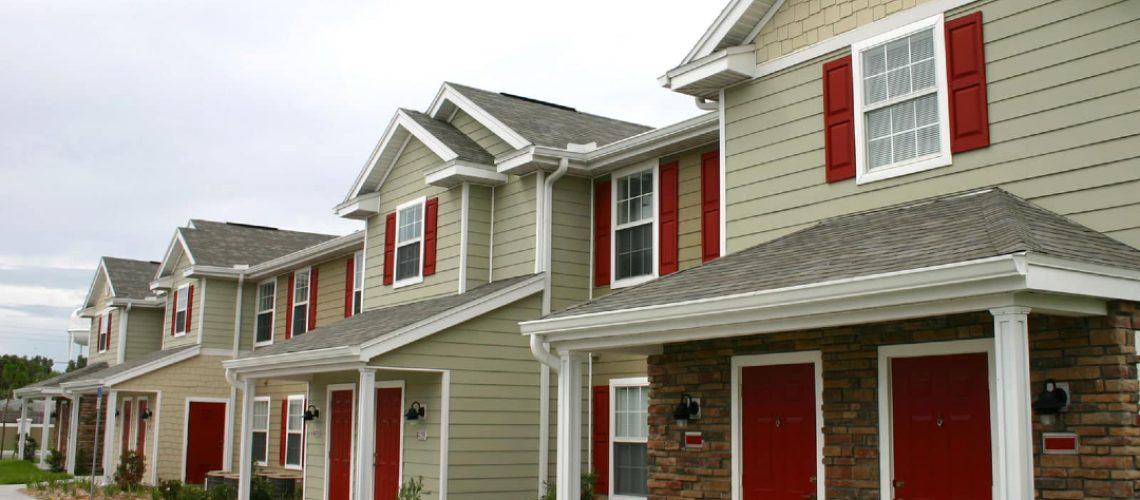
730, 351, 825, 500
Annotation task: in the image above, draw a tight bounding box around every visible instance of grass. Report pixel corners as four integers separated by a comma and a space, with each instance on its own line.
0, 459, 71, 485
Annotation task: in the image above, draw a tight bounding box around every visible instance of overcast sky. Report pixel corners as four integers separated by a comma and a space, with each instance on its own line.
0, 0, 727, 368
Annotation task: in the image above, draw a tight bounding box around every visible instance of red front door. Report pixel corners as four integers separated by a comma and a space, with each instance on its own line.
374, 387, 402, 500
891, 353, 991, 500
741, 363, 817, 500
185, 401, 227, 485
328, 390, 354, 500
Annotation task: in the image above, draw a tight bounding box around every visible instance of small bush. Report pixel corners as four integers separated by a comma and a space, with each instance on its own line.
538, 473, 597, 500
397, 476, 427, 500
158, 479, 183, 500
249, 476, 273, 500
181, 485, 210, 500
17, 434, 39, 461
114, 450, 147, 491
46, 448, 65, 472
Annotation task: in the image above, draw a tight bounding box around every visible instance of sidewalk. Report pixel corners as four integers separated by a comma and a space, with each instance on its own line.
0, 485, 35, 500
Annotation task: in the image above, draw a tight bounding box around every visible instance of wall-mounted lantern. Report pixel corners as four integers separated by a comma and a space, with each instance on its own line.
673, 393, 701, 426
405, 401, 426, 423
139, 408, 153, 420
303, 404, 320, 421
1034, 379, 1069, 416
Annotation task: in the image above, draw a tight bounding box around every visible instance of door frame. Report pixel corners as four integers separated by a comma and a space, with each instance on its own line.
877, 339, 998, 500
181, 397, 230, 483
324, 383, 356, 500
731, 351, 825, 500
375, 380, 406, 497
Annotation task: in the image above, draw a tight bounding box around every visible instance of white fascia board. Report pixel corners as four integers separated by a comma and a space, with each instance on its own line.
681, 0, 754, 65
358, 275, 545, 359
245, 232, 366, 280
335, 191, 382, 220
154, 230, 195, 282
346, 112, 402, 201
1024, 255, 1140, 302
395, 110, 459, 162
81, 260, 109, 310
583, 113, 719, 174
223, 346, 361, 374
428, 84, 530, 150
149, 276, 174, 291
496, 148, 588, 176
183, 266, 242, 279
106, 298, 164, 309
425, 162, 508, 188
663, 46, 757, 93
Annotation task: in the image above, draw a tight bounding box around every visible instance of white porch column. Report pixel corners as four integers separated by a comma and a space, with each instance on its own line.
66, 395, 80, 473
556, 351, 585, 500
355, 368, 378, 500
102, 389, 118, 482
991, 306, 1034, 500
237, 378, 256, 500
40, 397, 53, 467
17, 397, 28, 460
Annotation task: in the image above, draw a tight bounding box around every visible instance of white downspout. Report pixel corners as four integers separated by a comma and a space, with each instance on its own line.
224, 271, 245, 473
694, 96, 719, 111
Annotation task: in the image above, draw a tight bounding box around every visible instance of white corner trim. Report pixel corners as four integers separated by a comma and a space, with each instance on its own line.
196, 278, 207, 344
534, 170, 546, 275
116, 307, 129, 365
718, 89, 727, 258
458, 182, 470, 294
428, 83, 530, 150
731, 351, 824, 500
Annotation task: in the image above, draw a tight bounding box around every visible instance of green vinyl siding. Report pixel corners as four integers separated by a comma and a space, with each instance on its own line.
450, 110, 514, 157
162, 251, 202, 349
123, 308, 163, 361
723, 0, 1140, 253
550, 176, 591, 312
492, 173, 538, 281
201, 278, 237, 350
466, 184, 493, 290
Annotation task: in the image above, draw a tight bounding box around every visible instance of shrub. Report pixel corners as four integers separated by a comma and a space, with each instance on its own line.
249, 476, 273, 500
181, 485, 210, 500
17, 434, 38, 461
114, 450, 147, 491
207, 483, 235, 500
538, 473, 597, 500
397, 476, 427, 500
46, 448, 66, 472
158, 479, 183, 500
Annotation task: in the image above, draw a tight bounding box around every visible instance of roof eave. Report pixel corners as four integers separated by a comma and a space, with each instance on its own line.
245, 232, 366, 280
662, 45, 757, 99
335, 192, 382, 220
426, 161, 508, 189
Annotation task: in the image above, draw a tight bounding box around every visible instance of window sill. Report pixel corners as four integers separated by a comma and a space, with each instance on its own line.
611, 274, 657, 290
393, 275, 424, 289
253, 340, 273, 348
856, 153, 951, 185
172, 332, 188, 338
283, 464, 303, 471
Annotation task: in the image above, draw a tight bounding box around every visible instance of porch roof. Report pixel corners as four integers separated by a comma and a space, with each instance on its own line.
546, 188, 1140, 320
58, 345, 199, 390
13, 361, 109, 397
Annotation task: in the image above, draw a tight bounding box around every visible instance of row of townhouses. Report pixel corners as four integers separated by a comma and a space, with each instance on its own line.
15, 0, 1140, 498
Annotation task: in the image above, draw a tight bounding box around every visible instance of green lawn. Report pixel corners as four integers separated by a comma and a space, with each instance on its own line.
0, 459, 71, 485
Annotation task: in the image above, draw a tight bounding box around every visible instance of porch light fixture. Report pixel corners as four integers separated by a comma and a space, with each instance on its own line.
1033, 379, 1069, 415
405, 401, 425, 422
303, 404, 320, 421
139, 409, 153, 420
673, 393, 700, 426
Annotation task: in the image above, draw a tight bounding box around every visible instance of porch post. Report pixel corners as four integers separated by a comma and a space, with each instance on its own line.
355, 368, 377, 500
102, 389, 118, 482
237, 378, 255, 500
66, 395, 80, 473
556, 351, 585, 500
17, 397, 28, 460
40, 397, 53, 467
990, 306, 1034, 499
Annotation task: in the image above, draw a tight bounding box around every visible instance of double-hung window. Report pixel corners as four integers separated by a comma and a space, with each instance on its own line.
853, 15, 951, 183
611, 379, 649, 498
174, 285, 189, 336
292, 270, 310, 336
98, 312, 110, 353
254, 281, 275, 345
251, 397, 270, 466
394, 198, 425, 287
284, 395, 305, 468
352, 251, 364, 315
612, 166, 657, 287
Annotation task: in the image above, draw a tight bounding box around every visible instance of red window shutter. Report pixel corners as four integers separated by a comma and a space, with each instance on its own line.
279, 400, 288, 465
593, 180, 612, 287
423, 197, 439, 276
822, 55, 856, 182
285, 275, 295, 339
344, 256, 354, 318
307, 268, 319, 331
946, 11, 990, 153
592, 386, 610, 494
383, 213, 396, 286
136, 400, 148, 454
121, 400, 132, 453
106, 314, 113, 352
184, 285, 194, 333
169, 290, 178, 336
658, 161, 679, 276
700, 151, 722, 262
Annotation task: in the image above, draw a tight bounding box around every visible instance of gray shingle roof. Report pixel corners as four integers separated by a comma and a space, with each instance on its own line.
21, 362, 109, 390
402, 109, 495, 164
62, 346, 198, 386
181, 220, 339, 268
244, 274, 540, 358
103, 257, 160, 300
548, 188, 1140, 319
448, 83, 653, 149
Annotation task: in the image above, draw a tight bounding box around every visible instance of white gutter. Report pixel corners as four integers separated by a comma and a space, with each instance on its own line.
534, 157, 568, 498
244, 232, 364, 280
695, 97, 719, 110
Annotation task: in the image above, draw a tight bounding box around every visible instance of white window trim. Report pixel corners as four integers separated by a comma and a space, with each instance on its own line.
393, 196, 427, 289
251, 396, 270, 466
352, 251, 365, 316
609, 376, 650, 500
292, 268, 312, 336
253, 279, 276, 347
610, 162, 659, 290
174, 284, 189, 337
877, 339, 998, 500
730, 351, 825, 500
284, 394, 306, 470
852, 14, 952, 185
98, 312, 111, 353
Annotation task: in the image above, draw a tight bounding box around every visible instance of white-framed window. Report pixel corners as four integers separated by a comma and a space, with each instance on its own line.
394, 197, 425, 288
98, 312, 110, 353
611, 164, 658, 288
352, 251, 364, 315
254, 280, 275, 346
611, 378, 649, 499
285, 395, 305, 469
292, 269, 311, 336
174, 285, 189, 336
251, 397, 270, 466
852, 14, 951, 184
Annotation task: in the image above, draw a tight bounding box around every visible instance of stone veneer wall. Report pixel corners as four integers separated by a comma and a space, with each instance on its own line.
74, 394, 107, 475
645, 302, 1139, 499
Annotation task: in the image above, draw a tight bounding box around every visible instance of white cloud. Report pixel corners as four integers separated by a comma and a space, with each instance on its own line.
0, 284, 86, 309
0, 255, 94, 271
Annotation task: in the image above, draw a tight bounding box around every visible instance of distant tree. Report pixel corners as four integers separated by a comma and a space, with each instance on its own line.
0, 355, 57, 454
66, 355, 88, 373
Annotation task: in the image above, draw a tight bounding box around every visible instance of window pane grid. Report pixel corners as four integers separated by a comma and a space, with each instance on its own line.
613, 384, 649, 497
861, 26, 941, 171
862, 29, 935, 106
257, 283, 275, 312
293, 271, 309, 304
614, 170, 654, 282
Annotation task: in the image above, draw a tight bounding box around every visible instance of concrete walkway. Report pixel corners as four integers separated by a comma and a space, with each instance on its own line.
0, 485, 35, 500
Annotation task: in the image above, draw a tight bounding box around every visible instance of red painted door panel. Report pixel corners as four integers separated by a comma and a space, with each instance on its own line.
374, 387, 402, 500
185, 402, 227, 485
121, 400, 132, 456
328, 390, 354, 500
741, 363, 817, 500
591, 385, 610, 494
892, 353, 991, 500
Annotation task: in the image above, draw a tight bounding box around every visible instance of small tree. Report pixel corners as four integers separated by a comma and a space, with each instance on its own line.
114, 450, 146, 491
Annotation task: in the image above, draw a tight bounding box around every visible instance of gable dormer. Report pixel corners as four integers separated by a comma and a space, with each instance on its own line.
80, 257, 163, 366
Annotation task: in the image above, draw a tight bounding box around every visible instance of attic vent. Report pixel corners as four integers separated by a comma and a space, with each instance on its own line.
499, 93, 576, 112
225, 222, 279, 231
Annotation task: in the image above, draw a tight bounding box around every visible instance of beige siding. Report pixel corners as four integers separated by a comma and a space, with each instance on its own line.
124, 308, 164, 361
162, 252, 203, 349
238, 281, 259, 351
201, 278, 237, 350
257, 254, 357, 346
550, 176, 591, 312
314, 256, 351, 328
754, 0, 933, 63
243, 380, 309, 476
450, 110, 514, 157
87, 280, 118, 366
492, 174, 538, 281
725, 0, 1140, 253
